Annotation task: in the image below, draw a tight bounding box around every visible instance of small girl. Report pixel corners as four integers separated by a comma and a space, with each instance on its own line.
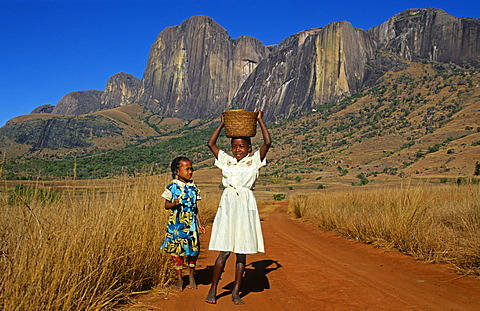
160, 156, 205, 291
205, 110, 271, 305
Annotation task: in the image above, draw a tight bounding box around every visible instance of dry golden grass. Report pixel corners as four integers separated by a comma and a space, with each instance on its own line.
289, 181, 480, 275
0, 174, 219, 310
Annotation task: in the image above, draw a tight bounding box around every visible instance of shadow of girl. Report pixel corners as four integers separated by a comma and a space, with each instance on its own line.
220, 259, 282, 299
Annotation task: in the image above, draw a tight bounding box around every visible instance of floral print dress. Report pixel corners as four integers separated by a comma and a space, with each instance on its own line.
160, 179, 201, 257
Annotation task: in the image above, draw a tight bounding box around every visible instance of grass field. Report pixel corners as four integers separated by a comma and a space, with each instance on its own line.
0, 173, 219, 310
1, 171, 479, 310
289, 180, 480, 275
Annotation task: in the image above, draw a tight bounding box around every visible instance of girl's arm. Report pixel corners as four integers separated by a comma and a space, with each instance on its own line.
207, 115, 224, 159
196, 214, 206, 234
257, 111, 272, 161
164, 198, 180, 210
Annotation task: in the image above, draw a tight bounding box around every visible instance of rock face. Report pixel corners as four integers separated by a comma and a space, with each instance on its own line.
367, 8, 480, 67
5, 8, 480, 156
135, 15, 270, 120
51, 90, 103, 115
231, 22, 376, 121
100, 72, 141, 109
25, 10, 480, 124
31, 105, 54, 114
0, 115, 122, 149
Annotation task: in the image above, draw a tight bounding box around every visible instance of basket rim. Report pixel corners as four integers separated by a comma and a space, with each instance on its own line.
222, 110, 258, 137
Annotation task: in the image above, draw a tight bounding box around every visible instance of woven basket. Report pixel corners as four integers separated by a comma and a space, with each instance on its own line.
222, 109, 258, 138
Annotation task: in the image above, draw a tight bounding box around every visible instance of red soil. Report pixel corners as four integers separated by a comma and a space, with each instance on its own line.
129, 208, 480, 310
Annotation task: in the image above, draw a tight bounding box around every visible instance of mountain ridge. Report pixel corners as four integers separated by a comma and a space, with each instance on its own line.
0, 8, 479, 181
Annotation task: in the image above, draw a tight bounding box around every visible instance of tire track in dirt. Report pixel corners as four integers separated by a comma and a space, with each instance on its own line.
127, 210, 480, 311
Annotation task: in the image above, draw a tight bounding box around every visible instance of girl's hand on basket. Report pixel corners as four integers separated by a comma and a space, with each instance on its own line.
256, 110, 263, 120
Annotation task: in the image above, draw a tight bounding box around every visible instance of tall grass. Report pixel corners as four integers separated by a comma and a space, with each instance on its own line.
289, 182, 480, 275
0, 175, 219, 310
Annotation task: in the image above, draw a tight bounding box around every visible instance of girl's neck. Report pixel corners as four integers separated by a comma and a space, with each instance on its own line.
177, 177, 192, 183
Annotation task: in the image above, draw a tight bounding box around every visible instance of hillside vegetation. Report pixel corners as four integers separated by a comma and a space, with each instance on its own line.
264, 62, 480, 181
1, 62, 478, 183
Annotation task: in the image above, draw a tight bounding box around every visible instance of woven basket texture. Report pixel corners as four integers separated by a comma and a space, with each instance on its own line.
222, 110, 258, 138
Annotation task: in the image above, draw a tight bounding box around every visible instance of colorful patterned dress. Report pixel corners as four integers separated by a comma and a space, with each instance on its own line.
160, 179, 201, 257
208, 150, 266, 254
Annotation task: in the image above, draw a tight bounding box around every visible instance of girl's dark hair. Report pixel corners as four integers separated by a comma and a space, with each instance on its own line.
170, 156, 191, 179
231, 137, 251, 145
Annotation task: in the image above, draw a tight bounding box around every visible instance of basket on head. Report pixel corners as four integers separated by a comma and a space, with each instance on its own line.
222, 109, 258, 138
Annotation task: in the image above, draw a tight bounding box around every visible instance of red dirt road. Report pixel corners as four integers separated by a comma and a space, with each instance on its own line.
131, 209, 480, 310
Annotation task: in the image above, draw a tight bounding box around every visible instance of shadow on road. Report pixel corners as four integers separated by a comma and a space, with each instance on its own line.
215, 259, 283, 299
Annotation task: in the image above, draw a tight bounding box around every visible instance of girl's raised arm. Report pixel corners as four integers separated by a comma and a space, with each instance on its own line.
207, 115, 224, 159
257, 111, 271, 161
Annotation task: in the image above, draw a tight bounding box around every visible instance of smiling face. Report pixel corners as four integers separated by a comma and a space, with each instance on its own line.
176, 159, 194, 183
231, 137, 252, 161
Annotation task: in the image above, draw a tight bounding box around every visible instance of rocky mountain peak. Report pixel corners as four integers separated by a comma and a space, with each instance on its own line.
100, 72, 141, 109
51, 90, 103, 115
231, 20, 376, 121
31, 104, 54, 114
134, 15, 270, 120
367, 8, 480, 66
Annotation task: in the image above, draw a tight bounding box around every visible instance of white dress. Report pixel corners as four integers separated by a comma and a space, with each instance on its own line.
208, 150, 266, 254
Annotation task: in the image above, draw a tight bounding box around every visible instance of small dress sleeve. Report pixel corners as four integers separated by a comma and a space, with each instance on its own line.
253, 150, 267, 169
161, 187, 172, 201
161, 182, 180, 201
214, 150, 227, 169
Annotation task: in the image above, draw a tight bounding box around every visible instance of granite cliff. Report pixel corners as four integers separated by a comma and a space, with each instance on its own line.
27, 9, 479, 122
231, 21, 376, 121
135, 15, 270, 119
50, 90, 103, 115
3, 9, 479, 158
100, 72, 141, 109
368, 8, 480, 66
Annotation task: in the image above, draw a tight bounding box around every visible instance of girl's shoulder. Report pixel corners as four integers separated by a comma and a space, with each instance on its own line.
169, 179, 199, 190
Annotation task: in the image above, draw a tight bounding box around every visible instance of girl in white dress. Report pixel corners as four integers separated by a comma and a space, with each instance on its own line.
205, 110, 271, 305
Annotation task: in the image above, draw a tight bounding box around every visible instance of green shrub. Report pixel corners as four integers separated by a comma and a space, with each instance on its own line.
8, 184, 61, 205
337, 166, 349, 176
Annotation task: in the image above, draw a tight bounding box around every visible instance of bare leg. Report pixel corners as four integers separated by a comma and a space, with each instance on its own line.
205, 251, 230, 304
175, 268, 183, 291
232, 254, 246, 304
188, 267, 197, 289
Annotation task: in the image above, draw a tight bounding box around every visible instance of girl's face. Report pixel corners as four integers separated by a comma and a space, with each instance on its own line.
177, 159, 193, 182
231, 138, 252, 161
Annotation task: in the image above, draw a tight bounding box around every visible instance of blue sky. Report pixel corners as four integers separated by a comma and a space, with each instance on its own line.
1, 0, 479, 127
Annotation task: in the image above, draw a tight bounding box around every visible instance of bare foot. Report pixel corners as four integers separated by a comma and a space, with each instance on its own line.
176, 279, 183, 291
205, 290, 217, 304
188, 274, 197, 289
232, 293, 245, 305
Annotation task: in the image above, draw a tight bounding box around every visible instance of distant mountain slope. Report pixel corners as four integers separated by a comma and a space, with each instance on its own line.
0, 104, 190, 159
1, 9, 479, 180
265, 61, 480, 178
24, 8, 480, 123
1, 62, 478, 180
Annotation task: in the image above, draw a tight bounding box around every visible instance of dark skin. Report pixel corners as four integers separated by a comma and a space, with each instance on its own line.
205, 111, 271, 304
165, 159, 205, 291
